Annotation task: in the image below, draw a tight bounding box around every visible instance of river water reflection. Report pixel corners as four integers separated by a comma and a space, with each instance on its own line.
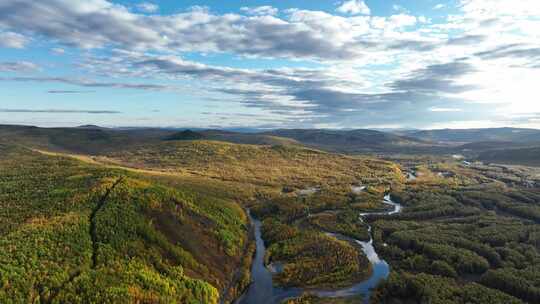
236, 195, 402, 304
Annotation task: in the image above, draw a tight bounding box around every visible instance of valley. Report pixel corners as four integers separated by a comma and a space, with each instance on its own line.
0, 125, 539, 303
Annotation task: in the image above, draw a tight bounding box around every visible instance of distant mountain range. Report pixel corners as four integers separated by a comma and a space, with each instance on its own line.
402, 128, 540, 144
2, 124, 540, 166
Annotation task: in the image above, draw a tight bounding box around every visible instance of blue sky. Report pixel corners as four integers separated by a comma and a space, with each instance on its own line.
0, 0, 539, 129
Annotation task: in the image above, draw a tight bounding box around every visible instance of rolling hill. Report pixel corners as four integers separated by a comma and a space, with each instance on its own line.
0, 125, 304, 155
0, 124, 169, 154
477, 146, 540, 166
0, 144, 250, 303
405, 128, 540, 144
105, 140, 402, 188
0, 125, 439, 155
263, 129, 435, 153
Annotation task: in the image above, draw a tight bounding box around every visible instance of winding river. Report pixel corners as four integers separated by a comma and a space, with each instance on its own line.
236, 194, 402, 304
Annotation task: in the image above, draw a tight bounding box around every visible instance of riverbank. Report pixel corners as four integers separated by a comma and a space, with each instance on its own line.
236, 194, 403, 304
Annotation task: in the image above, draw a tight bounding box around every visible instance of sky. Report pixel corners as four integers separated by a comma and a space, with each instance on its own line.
0, 0, 539, 129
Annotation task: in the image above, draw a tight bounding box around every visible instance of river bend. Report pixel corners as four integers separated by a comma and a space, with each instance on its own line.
236, 194, 402, 304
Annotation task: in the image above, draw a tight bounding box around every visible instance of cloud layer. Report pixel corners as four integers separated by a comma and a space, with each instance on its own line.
0, 0, 429, 61
0, 0, 539, 128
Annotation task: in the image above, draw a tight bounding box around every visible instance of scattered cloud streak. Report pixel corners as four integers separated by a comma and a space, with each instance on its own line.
433, 4, 446, 10
0, 61, 40, 72
0, 76, 174, 91
47, 90, 95, 94
447, 34, 486, 46
82, 51, 499, 127
0, 108, 121, 114
474, 44, 540, 68
50, 47, 65, 55
390, 61, 479, 94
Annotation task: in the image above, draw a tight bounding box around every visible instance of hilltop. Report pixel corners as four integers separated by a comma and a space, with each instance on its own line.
165, 129, 206, 141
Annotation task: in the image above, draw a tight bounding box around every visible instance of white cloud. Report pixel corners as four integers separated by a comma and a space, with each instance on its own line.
0, 32, 29, 48
460, 0, 540, 19
336, 0, 371, 15
388, 14, 417, 28
136, 2, 158, 13
0, 61, 40, 72
0, 0, 443, 61
51, 47, 65, 55
392, 4, 408, 13
240, 6, 278, 16
433, 4, 446, 10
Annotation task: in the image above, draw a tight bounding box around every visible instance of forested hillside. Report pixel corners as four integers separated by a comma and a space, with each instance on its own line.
104, 140, 403, 188
0, 144, 249, 303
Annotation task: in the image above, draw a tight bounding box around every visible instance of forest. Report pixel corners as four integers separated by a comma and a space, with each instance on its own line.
369, 161, 540, 303
0, 144, 248, 303
0, 127, 539, 304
